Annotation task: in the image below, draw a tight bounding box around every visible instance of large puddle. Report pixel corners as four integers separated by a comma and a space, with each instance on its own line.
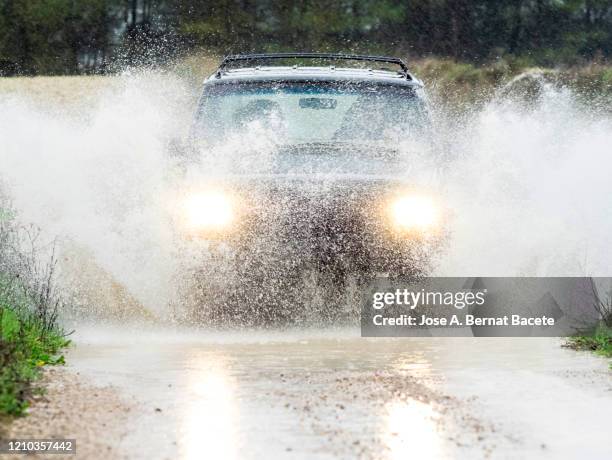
69, 328, 611, 459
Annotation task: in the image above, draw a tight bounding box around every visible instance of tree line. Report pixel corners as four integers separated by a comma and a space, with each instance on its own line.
1, 0, 611, 76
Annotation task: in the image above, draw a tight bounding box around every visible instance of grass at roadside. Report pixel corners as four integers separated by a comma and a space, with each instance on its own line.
0, 204, 70, 419
565, 325, 612, 363
564, 289, 612, 366
0, 292, 70, 416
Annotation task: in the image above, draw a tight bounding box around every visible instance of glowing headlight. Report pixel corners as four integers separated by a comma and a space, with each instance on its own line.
390, 195, 440, 231
182, 191, 234, 231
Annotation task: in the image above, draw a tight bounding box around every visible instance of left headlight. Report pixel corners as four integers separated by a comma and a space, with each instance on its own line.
182, 191, 234, 232
389, 194, 440, 232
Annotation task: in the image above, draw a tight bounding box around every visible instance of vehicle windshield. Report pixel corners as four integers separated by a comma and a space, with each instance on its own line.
193, 81, 428, 145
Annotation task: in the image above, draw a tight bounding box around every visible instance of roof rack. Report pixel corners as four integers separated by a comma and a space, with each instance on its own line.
216, 53, 410, 78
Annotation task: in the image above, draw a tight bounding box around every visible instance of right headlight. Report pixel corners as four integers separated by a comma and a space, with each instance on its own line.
389, 194, 440, 232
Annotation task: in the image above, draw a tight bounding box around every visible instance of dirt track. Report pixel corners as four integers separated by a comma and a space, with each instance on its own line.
27, 326, 609, 460
3, 367, 131, 460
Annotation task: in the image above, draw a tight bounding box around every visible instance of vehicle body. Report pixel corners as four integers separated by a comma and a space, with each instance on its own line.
176, 54, 446, 320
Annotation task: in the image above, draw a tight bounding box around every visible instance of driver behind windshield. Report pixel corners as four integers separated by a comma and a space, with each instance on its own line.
194, 82, 426, 145
232, 99, 286, 135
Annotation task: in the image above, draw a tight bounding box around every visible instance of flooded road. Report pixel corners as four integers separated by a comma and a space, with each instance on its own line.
68, 328, 611, 459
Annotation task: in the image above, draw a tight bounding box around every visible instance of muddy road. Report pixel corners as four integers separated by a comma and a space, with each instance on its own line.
66, 327, 611, 460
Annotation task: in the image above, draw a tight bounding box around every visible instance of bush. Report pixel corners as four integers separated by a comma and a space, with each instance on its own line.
566, 325, 612, 359
0, 199, 70, 417
564, 284, 612, 363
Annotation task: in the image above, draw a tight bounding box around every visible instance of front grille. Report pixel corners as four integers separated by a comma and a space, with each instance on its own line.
242, 181, 386, 242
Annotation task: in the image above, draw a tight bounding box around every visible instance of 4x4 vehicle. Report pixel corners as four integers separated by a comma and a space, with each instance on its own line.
176, 53, 446, 321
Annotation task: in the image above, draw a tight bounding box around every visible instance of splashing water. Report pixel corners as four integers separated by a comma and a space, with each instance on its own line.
436, 78, 612, 276
0, 71, 610, 320
0, 73, 193, 317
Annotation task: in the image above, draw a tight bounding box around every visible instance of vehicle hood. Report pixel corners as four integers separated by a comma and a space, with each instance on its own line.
199, 142, 413, 178
189, 142, 434, 211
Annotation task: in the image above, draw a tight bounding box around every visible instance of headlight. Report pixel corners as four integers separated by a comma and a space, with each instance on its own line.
389, 194, 440, 232
182, 191, 234, 232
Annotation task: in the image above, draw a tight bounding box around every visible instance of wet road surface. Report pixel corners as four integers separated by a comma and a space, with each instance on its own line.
68, 327, 612, 459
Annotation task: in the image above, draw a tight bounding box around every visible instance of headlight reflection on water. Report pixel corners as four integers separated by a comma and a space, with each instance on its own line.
384, 400, 445, 460
181, 354, 239, 460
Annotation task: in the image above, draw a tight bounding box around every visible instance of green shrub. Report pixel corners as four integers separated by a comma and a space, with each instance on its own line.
0, 281, 70, 416
0, 202, 70, 417
566, 325, 612, 360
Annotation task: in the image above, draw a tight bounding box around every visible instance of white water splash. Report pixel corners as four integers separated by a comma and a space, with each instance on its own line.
0, 72, 193, 315
0, 71, 610, 319
436, 78, 612, 276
